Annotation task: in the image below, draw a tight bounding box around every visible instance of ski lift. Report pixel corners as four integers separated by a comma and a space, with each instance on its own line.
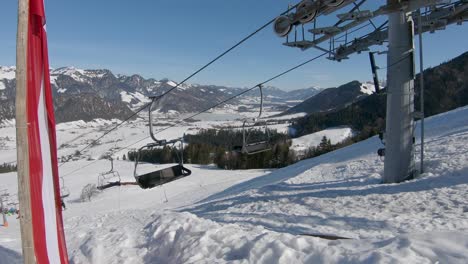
133, 97, 191, 189
97, 158, 122, 190
234, 85, 271, 155
60, 177, 70, 199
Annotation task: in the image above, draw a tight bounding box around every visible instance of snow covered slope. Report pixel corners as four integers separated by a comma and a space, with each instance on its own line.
0, 66, 16, 80
291, 126, 353, 153
1, 106, 468, 263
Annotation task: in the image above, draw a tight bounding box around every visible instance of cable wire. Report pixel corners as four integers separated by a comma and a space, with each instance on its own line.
61, 136, 150, 177
152, 52, 329, 136
57, 4, 300, 167
61, 51, 330, 177
377, 52, 413, 70
154, 4, 300, 102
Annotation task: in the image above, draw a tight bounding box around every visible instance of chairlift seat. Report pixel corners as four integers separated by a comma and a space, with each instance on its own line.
244, 141, 270, 154
135, 164, 191, 189
97, 181, 122, 190
233, 141, 271, 155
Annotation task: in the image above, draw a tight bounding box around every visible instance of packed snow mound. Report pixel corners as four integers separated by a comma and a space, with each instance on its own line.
146, 214, 468, 264
71, 212, 467, 264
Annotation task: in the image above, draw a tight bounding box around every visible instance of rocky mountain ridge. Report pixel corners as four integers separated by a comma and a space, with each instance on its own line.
281, 80, 377, 115
0, 66, 320, 123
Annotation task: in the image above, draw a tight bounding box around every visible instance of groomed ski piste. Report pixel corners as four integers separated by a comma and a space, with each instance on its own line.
1, 106, 468, 264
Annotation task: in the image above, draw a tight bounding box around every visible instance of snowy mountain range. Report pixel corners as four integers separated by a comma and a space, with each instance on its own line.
0, 66, 320, 123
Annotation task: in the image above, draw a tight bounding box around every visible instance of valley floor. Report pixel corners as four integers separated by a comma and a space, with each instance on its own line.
1, 107, 468, 263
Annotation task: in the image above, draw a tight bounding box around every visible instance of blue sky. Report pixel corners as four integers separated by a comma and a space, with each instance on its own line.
1, 0, 467, 90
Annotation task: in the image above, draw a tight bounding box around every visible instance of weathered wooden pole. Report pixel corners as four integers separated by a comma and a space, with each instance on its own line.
16, 0, 36, 262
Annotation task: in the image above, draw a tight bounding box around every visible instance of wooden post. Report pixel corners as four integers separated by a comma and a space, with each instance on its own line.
16, 0, 36, 262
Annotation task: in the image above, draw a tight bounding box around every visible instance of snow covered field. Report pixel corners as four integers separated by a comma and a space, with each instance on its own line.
291, 126, 354, 154
1, 106, 468, 263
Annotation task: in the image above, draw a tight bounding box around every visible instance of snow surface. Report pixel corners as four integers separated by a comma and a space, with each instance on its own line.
120, 91, 133, 103
51, 67, 85, 77
291, 126, 353, 154
0, 81, 5, 90
167, 81, 178, 87
270, 112, 307, 121
120, 91, 151, 109
360, 82, 376, 95
83, 70, 106, 79
1, 106, 468, 263
0, 66, 16, 80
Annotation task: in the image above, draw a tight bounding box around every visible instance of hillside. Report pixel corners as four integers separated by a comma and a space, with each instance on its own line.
293, 51, 468, 138
1, 104, 467, 263
283, 81, 376, 115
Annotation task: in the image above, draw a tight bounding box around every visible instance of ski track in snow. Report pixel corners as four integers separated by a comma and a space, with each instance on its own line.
1, 107, 468, 263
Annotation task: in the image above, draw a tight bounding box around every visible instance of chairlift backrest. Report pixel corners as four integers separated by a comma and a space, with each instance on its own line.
149, 96, 164, 143
97, 158, 121, 189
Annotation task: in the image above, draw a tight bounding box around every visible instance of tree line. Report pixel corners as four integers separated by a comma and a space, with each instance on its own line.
0, 163, 17, 173
126, 127, 357, 170
128, 128, 295, 170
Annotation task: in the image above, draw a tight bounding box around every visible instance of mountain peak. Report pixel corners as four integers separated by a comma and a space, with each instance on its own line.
51, 66, 85, 75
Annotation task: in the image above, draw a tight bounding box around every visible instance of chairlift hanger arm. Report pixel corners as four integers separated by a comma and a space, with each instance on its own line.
148, 96, 184, 146
237, 84, 271, 155
148, 97, 161, 143
258, 84, 264, 119
304, 7, 385, 49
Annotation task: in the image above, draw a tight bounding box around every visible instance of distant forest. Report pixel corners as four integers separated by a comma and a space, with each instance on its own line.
127, 128, 355, 170
0, 163, 17, 173
128, 128, 294, 170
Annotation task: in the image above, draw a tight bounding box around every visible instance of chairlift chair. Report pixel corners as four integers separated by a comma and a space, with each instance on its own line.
234, 85, 271, 155
97, 158, 122, 190
60, 177, 70, 199
133, 97, 192, 189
